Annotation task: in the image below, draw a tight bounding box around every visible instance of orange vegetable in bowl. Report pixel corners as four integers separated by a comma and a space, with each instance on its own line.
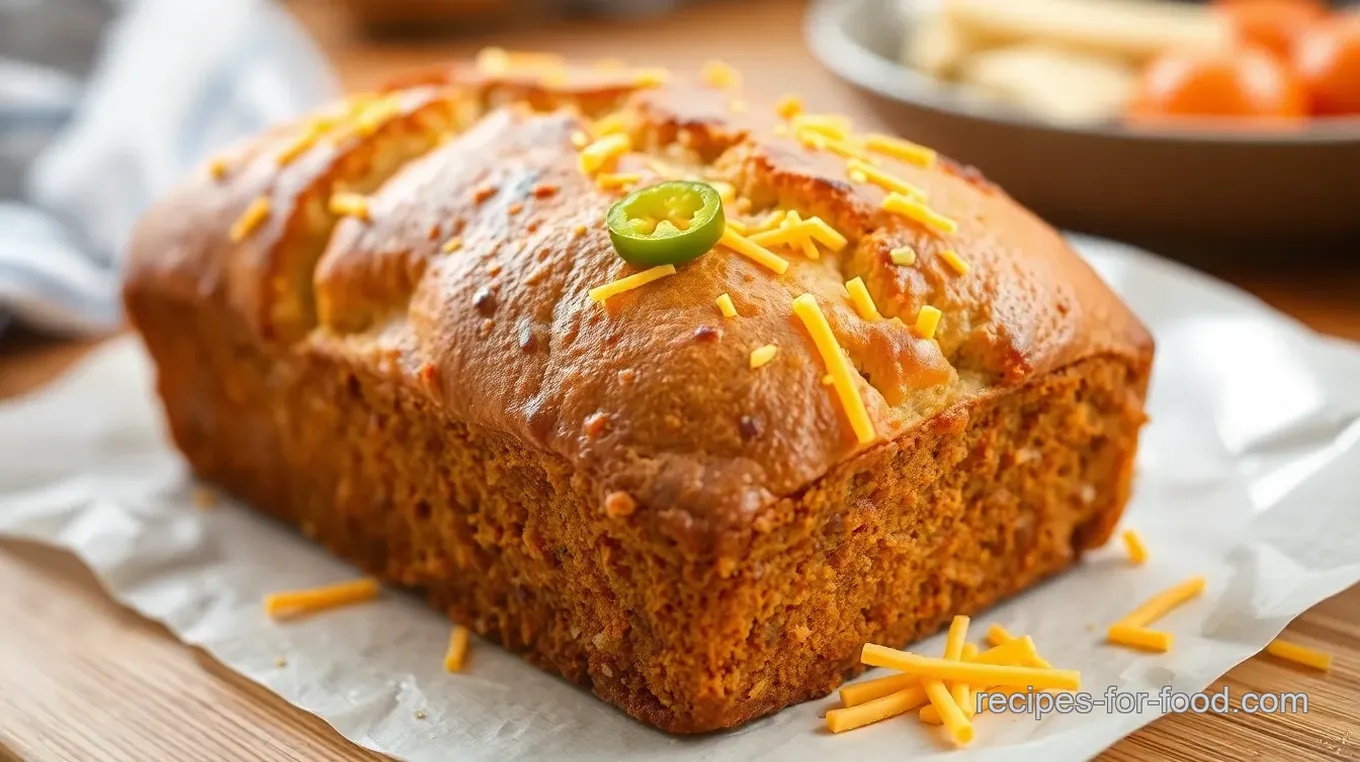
1293, 14, 1360, 115
1215, 0, 1327, 59
1126, 46, 1308, 125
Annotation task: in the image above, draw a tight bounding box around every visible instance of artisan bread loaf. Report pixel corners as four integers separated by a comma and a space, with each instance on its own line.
123, 57, 1153, 733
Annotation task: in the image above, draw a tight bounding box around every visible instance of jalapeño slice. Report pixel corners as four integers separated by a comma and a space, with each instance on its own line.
605, 180, 725, 267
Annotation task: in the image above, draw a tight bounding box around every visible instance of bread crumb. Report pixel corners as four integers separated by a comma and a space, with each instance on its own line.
601, 664, 614, 677
604, 491, 636, 518
275, 656, 287, 667
792, 624, 812, 642
1080, 484, 1097, 504
414, 710, 427, 720
573, 224, 588, 237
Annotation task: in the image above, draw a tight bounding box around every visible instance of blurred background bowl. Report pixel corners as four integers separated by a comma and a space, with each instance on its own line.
805, 0, 1360, 259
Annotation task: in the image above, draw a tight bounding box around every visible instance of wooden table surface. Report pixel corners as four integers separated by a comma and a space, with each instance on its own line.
2, 1, 1358, 759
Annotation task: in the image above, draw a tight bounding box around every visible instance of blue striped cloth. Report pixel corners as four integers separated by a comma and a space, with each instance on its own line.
0, 0, 337, 335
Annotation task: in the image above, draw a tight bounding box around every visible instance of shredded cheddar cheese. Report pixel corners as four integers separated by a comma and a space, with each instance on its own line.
940, 249, 971, 276
845, 277, 881, 321
1266, 639, 1332, 671
264, 578, 379, 620
792, 294, 875, 445
475, 46, 511, 74
591, 112, 628, 138
716, 293, 738, 318
720, 227, 790, 274
913, 305, 942, 340
797, 130, 875, 163
1108, 624, 1173, 652
985, 624, 1012, 649
1113, 576, 1206, 629
328, 192, 370, 221
866, 133, 938, 168
776, 94, 804, 119
890, 246, 917, 266
747, 210, 786, 235
230, 197, 271, 243
826, 685, 928, 733
791, 113, 853, 140
441, 236, 463, 253
588, 264, 677, 303
276, 118, 332, 165
840, 636, 1039, 707
923, 679, 974, 746
822, 374, 834, 385
845, 158, 928, 199
701, 59, 741, 89
1122, 529, 1149, 565
354, 98, 402, 139
474, 48, 564, 75
748, 218, 846, 252
861, 645, 1081, 691
633, 68, 670, 87
596, 173, 642, 190
984, 625, 1053, 668
776, 210, 820, 261
883, 193, 958, 235
579, 133, 631, 175
943, 616, 974, 721
749, 344, 778, 369
711, 181, 737, 206
444, 625, 470, 672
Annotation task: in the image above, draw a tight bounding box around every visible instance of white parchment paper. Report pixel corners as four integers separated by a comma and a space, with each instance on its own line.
2, 237, 1358, 761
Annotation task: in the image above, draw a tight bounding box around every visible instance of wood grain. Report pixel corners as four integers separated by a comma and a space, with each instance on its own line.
1, 0, 1358, 759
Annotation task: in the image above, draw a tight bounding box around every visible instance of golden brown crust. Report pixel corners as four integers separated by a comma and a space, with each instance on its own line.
126, 63, 1152, 550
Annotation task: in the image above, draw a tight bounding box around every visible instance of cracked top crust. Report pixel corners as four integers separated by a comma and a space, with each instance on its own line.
124, 59, 1153, 550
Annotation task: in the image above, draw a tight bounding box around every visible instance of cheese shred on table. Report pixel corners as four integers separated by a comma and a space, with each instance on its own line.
1266, 639, 1332, 671
860, 645, 1081, 691
1122, 529, 1149, 565
444, 625, 471, 672
264, 578, 380, 619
